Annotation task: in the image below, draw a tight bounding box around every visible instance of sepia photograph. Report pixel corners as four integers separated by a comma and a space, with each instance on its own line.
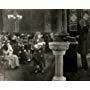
0, 1, 90, 90
0, 9, 90, 81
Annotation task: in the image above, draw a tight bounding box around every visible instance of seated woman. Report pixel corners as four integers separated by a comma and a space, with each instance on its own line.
2, 40, 20, 69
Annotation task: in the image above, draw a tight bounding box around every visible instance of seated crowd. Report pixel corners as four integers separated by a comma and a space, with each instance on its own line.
0, 32, 54, 73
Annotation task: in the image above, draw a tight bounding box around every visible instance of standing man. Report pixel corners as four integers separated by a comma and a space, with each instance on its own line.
78, 13, 90, 70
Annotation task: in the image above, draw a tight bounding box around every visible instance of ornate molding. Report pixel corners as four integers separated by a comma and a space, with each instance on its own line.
49, 42, 69, 51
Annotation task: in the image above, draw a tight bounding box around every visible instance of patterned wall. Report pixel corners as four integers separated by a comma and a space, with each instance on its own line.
68, 9, 90, 36
68, 9, 78, 32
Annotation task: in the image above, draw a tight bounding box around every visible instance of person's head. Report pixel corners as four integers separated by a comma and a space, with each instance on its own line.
12, 35, 17, 40
2, 44, 8, 55
34, 32, 42, 39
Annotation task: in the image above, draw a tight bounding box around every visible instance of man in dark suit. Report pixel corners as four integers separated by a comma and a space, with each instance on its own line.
78, 13, 89, 70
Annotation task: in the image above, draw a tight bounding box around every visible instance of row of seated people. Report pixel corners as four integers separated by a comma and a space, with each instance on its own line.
0, 32, 54, 73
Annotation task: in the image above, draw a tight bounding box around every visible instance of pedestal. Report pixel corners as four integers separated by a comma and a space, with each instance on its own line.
49, 42, 69, 81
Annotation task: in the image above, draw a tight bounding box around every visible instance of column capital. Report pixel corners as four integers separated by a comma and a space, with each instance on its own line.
49, 42, 69, 52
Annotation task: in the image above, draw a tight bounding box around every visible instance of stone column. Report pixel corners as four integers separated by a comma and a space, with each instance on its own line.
14, 10, 20, 32
49, 9, 69, 81
49, 41, 69, 81
2, 9, 9, 32
62, 10, 68, 34
57, 10, 63, 33
51, 9, 63, 33
44, 10, 51, 32
14, 19, 19, 32
51, 9, 68, 34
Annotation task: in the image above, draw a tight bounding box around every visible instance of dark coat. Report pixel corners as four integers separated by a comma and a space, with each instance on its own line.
78, 22, 89, 55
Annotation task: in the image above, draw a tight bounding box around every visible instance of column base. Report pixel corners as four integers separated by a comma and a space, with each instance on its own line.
52, 76, 66, 81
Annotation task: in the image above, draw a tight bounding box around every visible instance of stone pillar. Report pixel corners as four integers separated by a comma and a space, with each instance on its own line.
57, 10, 63, 33
14, 19, 19, 32
49, 41, 69, 81
2, 9, 9, 32
49, 9, 69, 80
51, 9, 68, 34
13, 10, 20, 32
44, 10, 51, 32
51, 9, 63, 33
62, 10, 68, 34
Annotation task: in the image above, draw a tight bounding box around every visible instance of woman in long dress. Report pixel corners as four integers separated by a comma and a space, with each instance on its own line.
32, 32, 46, 73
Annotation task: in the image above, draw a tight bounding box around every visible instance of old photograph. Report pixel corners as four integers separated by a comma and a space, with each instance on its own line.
0, 9, 90, 81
